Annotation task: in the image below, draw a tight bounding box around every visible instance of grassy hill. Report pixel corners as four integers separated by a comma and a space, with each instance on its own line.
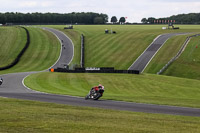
2, 25, 200, 131
73, 25, 167, 69
144, 34, 190, 73
145, 32, 200, 80
0, 27, 60, 75
24, 25, 200, 108
25, 72, 200, 108
163, 36, 200, 80
0, 26, 26, 68
50, 25, 200, 70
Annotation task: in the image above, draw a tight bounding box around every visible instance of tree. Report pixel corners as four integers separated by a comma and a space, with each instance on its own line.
147, 17, 155, 24
94, 17, 104, 24
100, 13, 108, 23
141, 18, 147, 24
111, 16, 117, 24
119, 17, 126, 24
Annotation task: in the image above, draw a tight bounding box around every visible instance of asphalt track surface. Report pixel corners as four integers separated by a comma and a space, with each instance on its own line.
128, 33, 189, 73
0, 29, 200, 117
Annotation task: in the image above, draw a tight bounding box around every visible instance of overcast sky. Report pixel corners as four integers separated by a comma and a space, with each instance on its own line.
1, 0, 200, 23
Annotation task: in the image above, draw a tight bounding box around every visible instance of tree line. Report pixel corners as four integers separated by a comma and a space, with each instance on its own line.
0, 12, 108, 24
141, 13, 200, 24
111, 16, 126, 24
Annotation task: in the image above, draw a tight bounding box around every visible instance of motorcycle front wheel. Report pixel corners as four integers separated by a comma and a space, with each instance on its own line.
85, 94, 90, 100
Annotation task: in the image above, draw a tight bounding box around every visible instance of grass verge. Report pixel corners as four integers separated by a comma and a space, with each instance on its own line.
0, 26, 26, 68
163, 36, 200, 80
25, 72, 200, 108
0, 98, 199, 133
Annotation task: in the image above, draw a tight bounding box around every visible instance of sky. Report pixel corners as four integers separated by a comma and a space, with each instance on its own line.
0, 0, 200, 23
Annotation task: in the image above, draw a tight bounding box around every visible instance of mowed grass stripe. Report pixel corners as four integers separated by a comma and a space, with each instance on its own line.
12, 28, 47, 71
25, 72, 200, 108
28, 28, 60, 70
86, 34, 119, 59
91, 33, 129, 67
86, 31, 140, 68
28, 29, 52, 70
83, 28, 158, 69
0, 27, 26, 68
23, 28, 44, 70
112, 32, 153, 69
144, 35, 191, 74
0, 27, 60, 74
89, 32, 156, 69
163, 36, 200, 79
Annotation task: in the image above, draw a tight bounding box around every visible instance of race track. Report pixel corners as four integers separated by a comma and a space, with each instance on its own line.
0, 29, 200, 117
128, 33, 188, 73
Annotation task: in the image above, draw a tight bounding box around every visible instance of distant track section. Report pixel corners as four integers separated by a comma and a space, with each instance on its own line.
42, 27, 74, 68
128, 33, 188, 73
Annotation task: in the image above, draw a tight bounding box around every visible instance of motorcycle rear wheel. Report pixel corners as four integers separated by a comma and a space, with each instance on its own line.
93, 93, 102, 100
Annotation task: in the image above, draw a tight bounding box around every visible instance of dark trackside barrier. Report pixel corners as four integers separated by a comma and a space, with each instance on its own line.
0, 26, 30, 70
50, 67, 140, 74
80, 34, 84, 68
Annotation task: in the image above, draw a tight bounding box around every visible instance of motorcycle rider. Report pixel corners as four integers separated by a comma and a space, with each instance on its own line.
90, 84, 104, 94
85, 84, 105, 100
0, 77, 3, 85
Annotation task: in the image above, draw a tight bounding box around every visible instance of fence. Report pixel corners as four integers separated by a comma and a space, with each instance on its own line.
157, 34, 200, 74
80, 34, 85, 68
50, 67, 140, 74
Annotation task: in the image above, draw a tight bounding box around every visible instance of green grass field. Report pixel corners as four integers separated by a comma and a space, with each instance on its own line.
144, 34, 190, 74
163, 36, 200, 80
0, 27, 60, 75
0, 98, 199, 133
25, 72, 200, 108
23, 25, 200, 108
2, 25, 200, 132
0, 26, 26, 68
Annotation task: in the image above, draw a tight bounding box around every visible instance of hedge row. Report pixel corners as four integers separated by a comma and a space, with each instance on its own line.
0, 27, 30, 70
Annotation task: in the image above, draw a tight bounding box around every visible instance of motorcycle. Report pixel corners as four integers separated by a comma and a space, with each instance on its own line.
85, 87, 104, 100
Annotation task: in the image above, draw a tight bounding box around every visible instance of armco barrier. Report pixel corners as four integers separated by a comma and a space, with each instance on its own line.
0, 27, 30, 70
50, 67, 140, 74
157, 34, 200, 74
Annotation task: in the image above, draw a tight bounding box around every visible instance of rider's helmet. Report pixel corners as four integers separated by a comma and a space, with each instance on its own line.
98, 84, 104, 89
